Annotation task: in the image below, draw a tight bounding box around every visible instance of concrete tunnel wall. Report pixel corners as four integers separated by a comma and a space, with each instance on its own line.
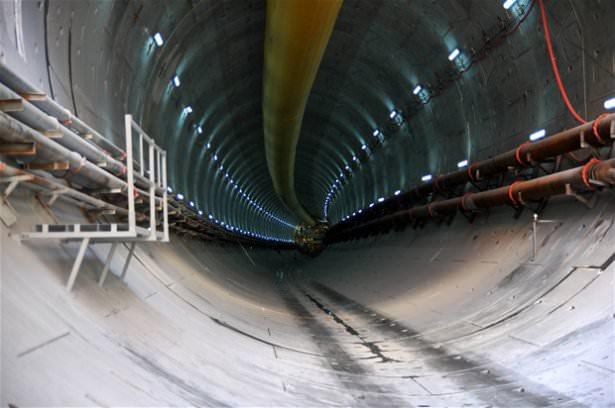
1, 1, 615, 407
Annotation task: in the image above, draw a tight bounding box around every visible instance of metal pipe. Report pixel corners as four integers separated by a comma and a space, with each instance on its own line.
263, 0, 343, 226
329, 159, 615, 242
0, 110, 122, 188
0, 82, 129, 176
331, 114, 615, 234
0, 61, 125, 158
0, 160, 131, 217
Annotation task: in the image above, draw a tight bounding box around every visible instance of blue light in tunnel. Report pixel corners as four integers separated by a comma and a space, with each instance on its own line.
153, 32, 164, 47
197, 126, 203, 134
457, 159, 469, 168
529, 129, 546, 142
198, 210, 203, 216
373, 129, 381, 137
183, 106, 193, 115
361, 144, 367, 150
421, 174, 433, 182
377, 197, 385, 203
173, 75, 180, 87
448, 48, 460, 61
167, 186, 173, 193
394, 190, 402, 196
176, 193, 184, 200
189, 201, 194, 207
604, 97, 615, 110
503, 0, 517, 9
389, 109, 398, 119
412, 85, 422, 95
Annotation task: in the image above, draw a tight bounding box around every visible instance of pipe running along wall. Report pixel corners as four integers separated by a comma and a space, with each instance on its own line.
329, 115, 615, 241
263, 0, 343, 226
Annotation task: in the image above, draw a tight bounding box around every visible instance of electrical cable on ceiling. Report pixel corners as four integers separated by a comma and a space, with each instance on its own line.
538, 0, 587, 124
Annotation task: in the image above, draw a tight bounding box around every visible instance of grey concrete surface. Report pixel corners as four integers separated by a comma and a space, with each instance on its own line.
2, 186, 614, 406
1, 1, 614, 406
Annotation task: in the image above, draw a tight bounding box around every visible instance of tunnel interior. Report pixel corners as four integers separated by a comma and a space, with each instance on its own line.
1, 0, 614, 406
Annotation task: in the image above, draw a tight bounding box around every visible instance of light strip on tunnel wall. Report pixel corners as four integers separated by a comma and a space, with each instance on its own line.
448, 48, 460, 61
412, 85, 422, 95
604, 97, 615, 110
503, 0, 518, 9
173, 75, 180, 87
457, 159, 469, 168
421, 174, 433, 182
529, 129, 546, 141
153, 33, 164, 47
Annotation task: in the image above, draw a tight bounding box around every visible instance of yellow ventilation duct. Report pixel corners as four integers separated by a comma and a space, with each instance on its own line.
263, 0, 343, 226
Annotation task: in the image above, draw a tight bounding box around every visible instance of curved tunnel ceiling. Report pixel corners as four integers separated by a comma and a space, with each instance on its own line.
9, 0, 612, 243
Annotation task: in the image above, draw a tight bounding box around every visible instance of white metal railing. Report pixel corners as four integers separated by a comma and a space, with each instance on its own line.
19, 114, 169, 291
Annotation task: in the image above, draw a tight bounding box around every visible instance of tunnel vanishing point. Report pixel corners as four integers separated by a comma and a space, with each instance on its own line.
1, 0, 614, 406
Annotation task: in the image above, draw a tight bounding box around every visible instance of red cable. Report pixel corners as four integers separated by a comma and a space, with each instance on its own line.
538, 0, 587, 124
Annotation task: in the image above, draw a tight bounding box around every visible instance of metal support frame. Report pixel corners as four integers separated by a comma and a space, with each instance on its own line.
19, 114, 169, 291
66, 238, 91, 292
120, 242, 136, 281
531, 213, 558, 260
1, 174, 33, 197
98, 242, 118, 287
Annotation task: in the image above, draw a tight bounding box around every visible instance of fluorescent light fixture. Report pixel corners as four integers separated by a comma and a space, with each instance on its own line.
153, 32, 164, 46
529, 129, 546, 141
198, 210, 203, 216
345, 165, 350, 170
448, 48, 460, 61
413, 85, 422, 95
173, 75, 180, 87
189, 201, 194, 207
183, 106, 193, 115
213, 154, 218, 161
604, 97, 615, 110
208, 214, 213, 220
361, 144, 367, 150
377, 197, 385, 203
369, 202, 375, 208
197, 126, 203, 134
352, 155, 358, 162
503, 0, 517, 9
394, 190, 402, 196
421, 174, 433, 182
373, 129, 380, 137
167, 186, 173, 193
457, 159, 469, 168
176, 193, 184, 200
389, 109, 397, 119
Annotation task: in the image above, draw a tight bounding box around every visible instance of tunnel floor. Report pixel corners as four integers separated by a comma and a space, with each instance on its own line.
2, 189, 614, 406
